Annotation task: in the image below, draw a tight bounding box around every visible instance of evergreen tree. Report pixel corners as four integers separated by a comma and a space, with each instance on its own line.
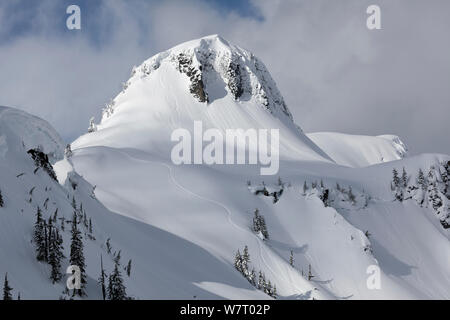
89, 218, 93, 234
2, 273, 13, 301
289, 250, 294, 267
429, 183, 443, 211
242, 246, 250, 275
88, 117, 97, 133
69, 212, 86, 296
401, 167, 408, 188
348, 186, 356, 204
106, 238, 112, 254
252, 209, 269, 239
33, 207, 47, 261
266, 280, 272, 295
392, 169, 400, 188
234, 250, 243, 273
303, 181, 308, 195
43, 220, 49, 262
107, 253, 127, 300
0, 189, 4, 207
417, 169, 427, 190
65, 144, 73, 158
98, 255, 107, 300
258, 271, 264, 290
49, 226, 65, 283
250, 269, 257, 286
126, 259, 132, 277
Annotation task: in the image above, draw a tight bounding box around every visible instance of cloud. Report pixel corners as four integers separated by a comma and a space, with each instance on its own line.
0, 0, 448, 155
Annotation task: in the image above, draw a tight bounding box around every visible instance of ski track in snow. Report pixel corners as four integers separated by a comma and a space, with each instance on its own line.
110, 147, 309, 295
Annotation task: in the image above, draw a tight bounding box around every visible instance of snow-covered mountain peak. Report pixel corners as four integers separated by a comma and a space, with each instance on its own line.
129, 34, 292, 119
74, 36, 331, 163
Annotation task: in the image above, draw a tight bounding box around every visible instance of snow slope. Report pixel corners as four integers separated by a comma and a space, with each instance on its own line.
307, 132, 408, 168
0, 106, 273, 300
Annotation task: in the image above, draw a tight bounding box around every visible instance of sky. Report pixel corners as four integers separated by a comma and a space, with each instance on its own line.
0, 0, 448, 155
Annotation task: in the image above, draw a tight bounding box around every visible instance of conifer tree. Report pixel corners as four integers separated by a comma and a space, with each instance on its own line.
266, 280, 272, 295
49, 226, 65, 283
250, 269, 257, 286
242, 246, 250, 275
401, 167, 408, 188
107, 252, 127, 300
392, 168, 400, 188
289, 250, 294, 267
258, 271, 264, 290
98, 255, 107, 301
417, 169, 427, 190
106, 238, 112, 254
89, 218, 93, 234
43, 220, 49, 262
2, 273, 13, 301
303, 181, 308, 195
34, 207, 46, 261
259, 216, 269, 240
126, 259, 132, 277
234, 250, 243, 273
70, 212, 86, 296
348, 186, 356, 204
0, 189, 4, 207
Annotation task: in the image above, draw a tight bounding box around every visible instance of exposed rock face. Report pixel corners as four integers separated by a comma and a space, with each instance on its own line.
175, 53, 208, 103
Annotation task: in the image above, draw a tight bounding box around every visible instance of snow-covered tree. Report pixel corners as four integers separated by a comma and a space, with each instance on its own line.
2, 273, 13, 301
88, 117, 97, 133
303, 181, 308, 195
70, 212, 86, 296
348, 186, 356, 204
49, 223, 65, 283
107, 252, 127, 300
392, 168, 400, 188
234, 250, 243, 273
65, 144, 73, 158
242, 246, 250, 275
258, 271, 264, 290
252, 209, 269, 240
34, 207, 47, 262
401, 167, 409, 188
417, 169, 427, 190
98, 255, 107, 300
